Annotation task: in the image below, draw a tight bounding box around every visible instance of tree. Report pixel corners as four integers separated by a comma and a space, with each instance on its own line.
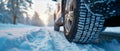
0, 0, 5, 12
7, 0, 32, 24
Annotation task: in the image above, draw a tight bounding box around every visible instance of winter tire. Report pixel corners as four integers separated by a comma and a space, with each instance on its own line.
64, 0, 105, 43
54, 24, 60, 31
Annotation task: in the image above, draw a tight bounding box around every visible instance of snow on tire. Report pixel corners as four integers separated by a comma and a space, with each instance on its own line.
64, 0, 105, 43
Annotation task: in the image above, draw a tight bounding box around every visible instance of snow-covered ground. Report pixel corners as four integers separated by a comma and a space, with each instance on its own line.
0, 23, 120, 51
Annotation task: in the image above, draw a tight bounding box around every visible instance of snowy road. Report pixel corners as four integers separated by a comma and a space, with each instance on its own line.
0, 23, 120, 51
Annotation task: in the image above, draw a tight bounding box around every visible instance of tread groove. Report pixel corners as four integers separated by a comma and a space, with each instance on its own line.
63, 0, 105, 43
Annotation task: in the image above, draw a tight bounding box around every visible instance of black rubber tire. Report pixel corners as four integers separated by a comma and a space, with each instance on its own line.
54, 24, 60, 31
64, 0, 105, 43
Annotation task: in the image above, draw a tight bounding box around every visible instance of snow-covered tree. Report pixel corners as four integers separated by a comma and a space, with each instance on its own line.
6, 0, 32, 24
0, 0, 32, 24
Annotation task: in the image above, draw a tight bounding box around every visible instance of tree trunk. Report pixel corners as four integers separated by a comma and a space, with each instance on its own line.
11, 0, 17, 24
13, 15, 16, 24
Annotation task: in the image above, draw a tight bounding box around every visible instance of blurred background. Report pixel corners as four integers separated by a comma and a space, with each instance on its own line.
0, 0, 56, 26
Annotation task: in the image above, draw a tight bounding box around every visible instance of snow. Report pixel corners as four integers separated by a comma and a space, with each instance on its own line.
104, 27, 120, 33
0, 23, 120, 51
